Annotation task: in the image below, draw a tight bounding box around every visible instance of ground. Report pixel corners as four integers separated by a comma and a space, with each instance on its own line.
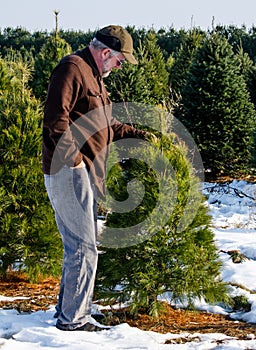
1, 273, 256, 343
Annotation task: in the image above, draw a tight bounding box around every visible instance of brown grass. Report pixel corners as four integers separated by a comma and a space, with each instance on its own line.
1, 272, 256, 341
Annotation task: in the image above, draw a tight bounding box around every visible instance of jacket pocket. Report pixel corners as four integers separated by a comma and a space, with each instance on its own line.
87, 88, 103, 110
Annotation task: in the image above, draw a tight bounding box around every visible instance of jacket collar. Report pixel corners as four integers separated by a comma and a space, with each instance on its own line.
75, 47, 100, 77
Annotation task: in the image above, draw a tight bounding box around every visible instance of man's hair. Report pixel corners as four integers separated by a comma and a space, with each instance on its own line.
90, 38, 119, 57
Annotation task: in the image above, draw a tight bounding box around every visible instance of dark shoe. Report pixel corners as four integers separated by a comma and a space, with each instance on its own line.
56, 320, 110, 332
54, 312, 105, 322
91, 313, 106, 322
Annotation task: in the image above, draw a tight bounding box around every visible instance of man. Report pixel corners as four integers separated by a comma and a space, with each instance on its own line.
42, 25, 147, 331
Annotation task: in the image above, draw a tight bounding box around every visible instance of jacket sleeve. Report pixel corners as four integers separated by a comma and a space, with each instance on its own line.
111, 117, 147, 141
43, 62, 83, 167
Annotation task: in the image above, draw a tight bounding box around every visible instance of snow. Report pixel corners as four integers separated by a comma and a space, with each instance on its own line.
2, 180, 256, 349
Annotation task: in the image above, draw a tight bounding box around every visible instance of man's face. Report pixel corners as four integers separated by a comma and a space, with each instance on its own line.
102, 53, 125, 78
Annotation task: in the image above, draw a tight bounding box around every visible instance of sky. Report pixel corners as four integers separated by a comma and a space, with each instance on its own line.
1, 0, 256, 33
1, 179, 256, 348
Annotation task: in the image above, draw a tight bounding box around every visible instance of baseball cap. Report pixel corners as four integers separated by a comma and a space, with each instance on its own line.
95, 25, 138, 65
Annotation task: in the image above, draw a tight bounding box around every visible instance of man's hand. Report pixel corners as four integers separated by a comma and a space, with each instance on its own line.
145, 132, 158, 144
71, 160, 85, 169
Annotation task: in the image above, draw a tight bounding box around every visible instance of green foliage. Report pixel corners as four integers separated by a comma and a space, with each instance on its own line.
96, 131, 229, 316
0, 27, 49, 60
105, 30, 169, 108
59, 29, 94, 51
156, 27, 200, 59
169, 29, 205, 104
231, 295, 251, 312
214, 25, 254, 58
176, 33, 256, 177
31, 34, 72, 101
0, 56, 62, 280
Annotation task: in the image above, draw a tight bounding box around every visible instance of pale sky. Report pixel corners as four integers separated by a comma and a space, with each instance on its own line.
1, 0, 256, 32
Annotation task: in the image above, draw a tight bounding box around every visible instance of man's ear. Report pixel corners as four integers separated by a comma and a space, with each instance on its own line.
101, 48, 111, 60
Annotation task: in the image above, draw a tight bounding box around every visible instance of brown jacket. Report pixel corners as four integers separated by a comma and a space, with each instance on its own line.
42, 47, 146, 198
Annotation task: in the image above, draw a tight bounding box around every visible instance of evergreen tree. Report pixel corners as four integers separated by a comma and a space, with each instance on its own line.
59, 29, 94, 51
31, 29, 72, 101
0, 56, 62, 280
95, 129, 229, 317
168, 29, 205, 104
213, 24, 256, 60
156, 27, 193, 59
0, 27, 37, 56
176, 33, 256, 177
236, 45, 256, 109
105, 30, 169, 108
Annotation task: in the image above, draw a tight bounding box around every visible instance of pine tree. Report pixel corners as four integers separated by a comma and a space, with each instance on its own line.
31, 16, 72, 101
236, 45, 256, 109
168, 28, 205, 104
176, 33, 256, 177
0, 56, 62, 280
95, 110, 229, 317
105, 29, 169, 108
